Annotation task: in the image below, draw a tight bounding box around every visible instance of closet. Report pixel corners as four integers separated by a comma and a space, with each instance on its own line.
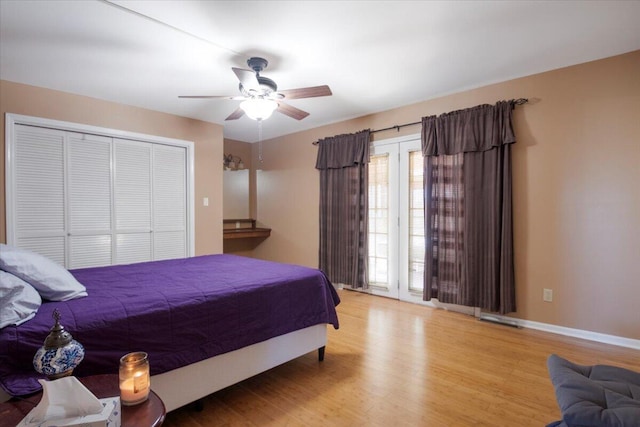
6, 115, 193, 269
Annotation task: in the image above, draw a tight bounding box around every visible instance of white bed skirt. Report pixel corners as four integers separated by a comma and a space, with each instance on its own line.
0, 324, 328, 410
151, 323, 328, 412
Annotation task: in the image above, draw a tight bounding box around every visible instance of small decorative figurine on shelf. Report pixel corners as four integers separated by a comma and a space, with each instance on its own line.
223, 153, 244, 170
33, 308, 85, 379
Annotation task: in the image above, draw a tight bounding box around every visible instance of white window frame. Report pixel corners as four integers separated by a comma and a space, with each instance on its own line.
5, 113, 195, 258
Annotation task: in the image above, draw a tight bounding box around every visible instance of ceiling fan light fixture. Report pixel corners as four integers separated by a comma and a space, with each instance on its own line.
240, 98, 278, 121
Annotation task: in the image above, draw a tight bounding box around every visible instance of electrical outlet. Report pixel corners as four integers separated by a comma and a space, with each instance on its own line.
203, 197, 209, 207
543, 288, 553, 302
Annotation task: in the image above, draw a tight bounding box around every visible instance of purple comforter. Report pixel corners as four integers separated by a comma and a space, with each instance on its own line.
0, 255, 340, 396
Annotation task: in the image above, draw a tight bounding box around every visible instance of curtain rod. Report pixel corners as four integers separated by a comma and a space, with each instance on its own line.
370, 98, 529, 134
312, 98, 529, 145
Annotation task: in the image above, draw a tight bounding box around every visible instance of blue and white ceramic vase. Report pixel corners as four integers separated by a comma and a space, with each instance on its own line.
33, 309, 84, 379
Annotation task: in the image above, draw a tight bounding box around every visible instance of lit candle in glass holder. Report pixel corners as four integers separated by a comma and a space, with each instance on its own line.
119, 351, 150, 406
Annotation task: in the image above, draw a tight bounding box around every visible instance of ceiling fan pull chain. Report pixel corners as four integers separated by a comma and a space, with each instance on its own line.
258, 119, 263, 163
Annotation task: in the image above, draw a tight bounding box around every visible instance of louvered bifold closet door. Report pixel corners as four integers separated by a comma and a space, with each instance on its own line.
67, 133, 113, 269
153, 144, 187, 260
13, 125, 67, 265
114, 139, 152, 264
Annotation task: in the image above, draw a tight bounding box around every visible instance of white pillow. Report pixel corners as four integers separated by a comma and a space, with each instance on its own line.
0, 270, 42, 328
0, 244, 87, 301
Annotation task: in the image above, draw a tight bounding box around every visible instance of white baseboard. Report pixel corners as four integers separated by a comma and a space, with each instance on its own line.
481, 313, 640, 350
339, 290, 640, 350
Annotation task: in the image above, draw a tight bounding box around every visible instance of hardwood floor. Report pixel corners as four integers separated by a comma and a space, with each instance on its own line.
163, 290, 640, 426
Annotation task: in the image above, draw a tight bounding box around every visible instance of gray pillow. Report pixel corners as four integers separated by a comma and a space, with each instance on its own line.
0, 244, 87, 301
0, 270, 42, 328
547, 354, 640, 427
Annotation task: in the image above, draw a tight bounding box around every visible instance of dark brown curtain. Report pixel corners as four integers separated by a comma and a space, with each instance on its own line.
316, 130, 370, 288
422, 101, 516, 314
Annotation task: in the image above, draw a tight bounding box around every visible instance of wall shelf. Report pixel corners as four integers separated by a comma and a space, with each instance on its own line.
223, 219, 271, 240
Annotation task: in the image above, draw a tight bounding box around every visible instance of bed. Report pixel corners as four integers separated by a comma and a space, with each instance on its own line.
0, 253, 340, 411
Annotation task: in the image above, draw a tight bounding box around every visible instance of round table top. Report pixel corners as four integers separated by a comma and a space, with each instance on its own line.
0, 374, 165, 427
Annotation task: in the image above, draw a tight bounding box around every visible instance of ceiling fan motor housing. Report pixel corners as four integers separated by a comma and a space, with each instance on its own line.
239, 58, 278, 96
247, 57, 269, 73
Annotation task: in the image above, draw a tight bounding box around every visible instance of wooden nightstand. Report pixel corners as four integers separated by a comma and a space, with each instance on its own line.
0, 374, 165, 427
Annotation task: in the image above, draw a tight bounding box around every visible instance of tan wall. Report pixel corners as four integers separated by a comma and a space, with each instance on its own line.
0, 80, 224, 255
253, 51, 640, 340
223, 138, 255, 218
223, 138, 252, 171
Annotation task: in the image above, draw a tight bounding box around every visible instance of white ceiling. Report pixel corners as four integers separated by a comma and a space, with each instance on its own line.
1, 1, 639, 143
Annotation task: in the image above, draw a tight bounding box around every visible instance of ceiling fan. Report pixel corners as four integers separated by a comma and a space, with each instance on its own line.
179, 57, 332, 121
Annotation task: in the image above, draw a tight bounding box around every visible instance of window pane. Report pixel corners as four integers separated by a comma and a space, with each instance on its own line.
408, 151, 424, 292
368, 154, 389, 286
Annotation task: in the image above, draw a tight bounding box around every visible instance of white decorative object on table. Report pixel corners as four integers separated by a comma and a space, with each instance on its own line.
17, 376, 121, 427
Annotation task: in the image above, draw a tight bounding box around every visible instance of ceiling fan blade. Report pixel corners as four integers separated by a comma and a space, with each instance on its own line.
277, 102, 310, 120
278, 85, 332, 100
232, 67, 260, 92
225, 107, 245, 121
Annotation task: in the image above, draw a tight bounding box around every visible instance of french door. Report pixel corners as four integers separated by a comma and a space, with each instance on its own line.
368, 134, 426, 304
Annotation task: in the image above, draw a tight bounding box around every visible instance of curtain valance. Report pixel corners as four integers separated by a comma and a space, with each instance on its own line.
315, 129, 371, 169
422, 101, 516, 157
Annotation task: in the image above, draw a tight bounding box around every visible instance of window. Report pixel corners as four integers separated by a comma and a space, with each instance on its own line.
407, 151, 425, 293
368, 153, 390, 286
